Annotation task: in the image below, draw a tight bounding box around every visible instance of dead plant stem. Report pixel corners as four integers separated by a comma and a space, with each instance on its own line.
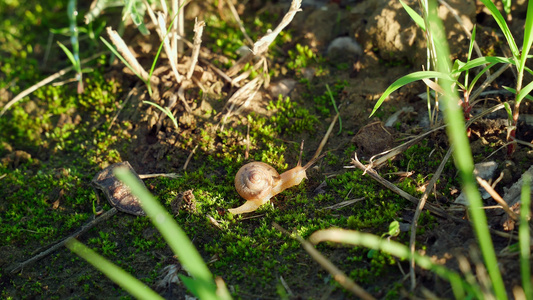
409, 147, 453, 291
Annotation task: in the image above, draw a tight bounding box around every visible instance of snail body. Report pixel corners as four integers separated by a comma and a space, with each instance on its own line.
229, 157, 315, 215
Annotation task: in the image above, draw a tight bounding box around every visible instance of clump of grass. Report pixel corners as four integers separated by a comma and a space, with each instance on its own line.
352, 0, 532, 298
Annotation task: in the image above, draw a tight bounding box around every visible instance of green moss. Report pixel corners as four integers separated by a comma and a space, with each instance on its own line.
311, 79, 348, 117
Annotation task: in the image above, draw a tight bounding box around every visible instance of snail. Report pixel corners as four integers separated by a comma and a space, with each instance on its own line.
229, 144, 322, 215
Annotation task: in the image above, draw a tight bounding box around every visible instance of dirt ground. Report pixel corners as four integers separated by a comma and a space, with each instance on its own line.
1, 0, 533, 299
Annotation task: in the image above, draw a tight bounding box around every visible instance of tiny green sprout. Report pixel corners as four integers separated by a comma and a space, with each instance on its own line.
383, 220, 400, 239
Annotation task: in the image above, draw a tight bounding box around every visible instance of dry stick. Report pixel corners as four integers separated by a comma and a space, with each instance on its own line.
225, 0, 254, 47
311, 112, 339, 162
252, 0, 302, 55
371, 99, 507, 169
279, 276, 294, 297
183, 145, 198, 171
9, 208, 119, 274
273, 222, 376, 300
199, 57, 238, 86
186, 18, 205, 79
143, 0, 160, 33
227, 0, 302, 77
177, 81, 193, 113
231, 56, 266, 86
0, 52, 106, 117
177, 0, 185, 53
109, 82, 140, 130
159, 0, 168, 16
218, 77, 263, 131
349, 154, 456, 220
157, 12, 183, 84
476, 177, 519, 221
409, 147, 454, 291
138, 173, 181, 179
107, 27, 151, 83
171, 0, 178, 60
369, 124, 447, 168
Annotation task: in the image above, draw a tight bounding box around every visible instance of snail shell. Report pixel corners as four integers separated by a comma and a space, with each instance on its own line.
234, 162, 280, 203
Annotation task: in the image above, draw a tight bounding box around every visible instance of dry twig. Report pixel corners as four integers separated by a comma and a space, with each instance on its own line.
227, 0, 302, 76
187, 18, 205, 79
9, 208, 118, 274
273, 222, 375, 300
476, 177, 519, 221
348, 153, 457, 220
409, 147, 453, 291
107, 27, 151, 82
0, 52, 106, 117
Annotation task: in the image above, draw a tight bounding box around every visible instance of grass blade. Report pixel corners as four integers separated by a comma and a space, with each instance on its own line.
454, 56, 515, 73
100, 36, 142, 80
519, 174, 532, 299
517, 80, 533, 105
478, 0, 519, 58
325, 84, 342, 134
66, 239, 165, 300
428, 0, 507, 298
400, 0, 426, 31
143, 100, 179, 130
57, 41, 78, 70
114, 168, 220, 299
308, 229, 482, 299
503, 86, 533, 102
370, 71, 451, 117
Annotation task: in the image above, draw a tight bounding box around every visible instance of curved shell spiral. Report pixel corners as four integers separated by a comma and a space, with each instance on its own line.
234, 162, 280, 202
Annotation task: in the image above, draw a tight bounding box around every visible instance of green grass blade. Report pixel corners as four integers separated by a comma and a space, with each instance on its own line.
67, 0, 80, 71
370, 71, 451, 117
454, 56, 515, 73
503, 86, 533, 102
325, 84, 342, 134
465, 25, 477, 86
517, 0, 533, 87
502, 0, 511, 15
520, 0, 533, 60
467, 25, 476, 61
143, 101, 179, 130
516, 80, 533, 105
400, 0, 426, 31
309, 229, 482, 298
57, 41, 78, 71
428, 0, 507, 298
519, 174, 532, 299
114, 168, 220, 299
467, 63, 496, 93
99, 36, 143, 80
66, 239, 165, 300
478, 0, 519, 58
